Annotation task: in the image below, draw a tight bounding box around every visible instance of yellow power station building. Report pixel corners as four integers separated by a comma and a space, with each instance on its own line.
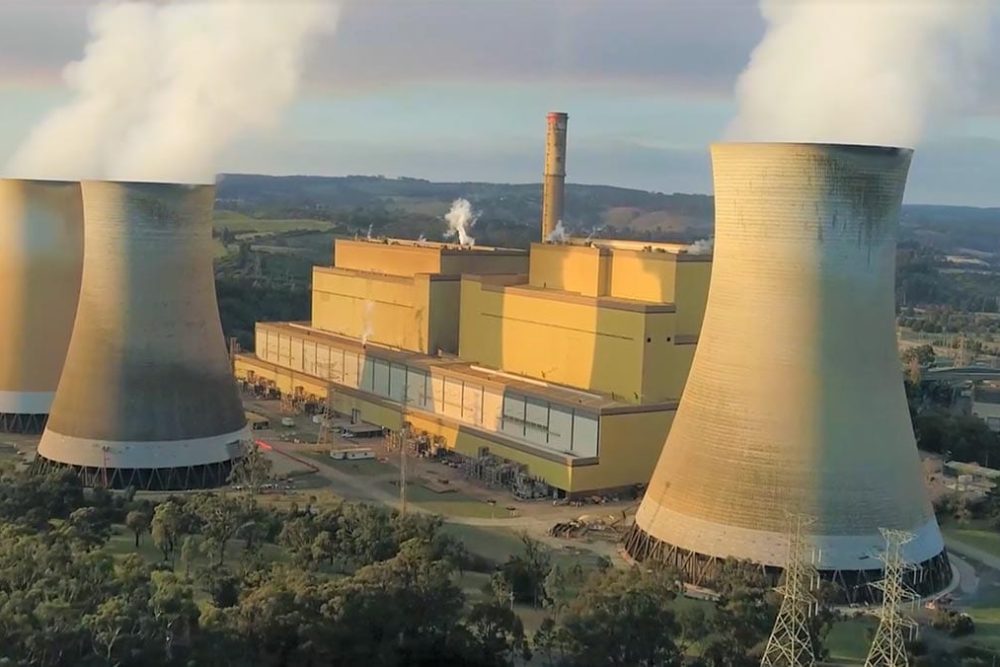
234, 236, 710, 497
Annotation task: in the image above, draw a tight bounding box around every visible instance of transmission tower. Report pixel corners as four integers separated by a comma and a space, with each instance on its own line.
865, 529, 919, 667
316, 394, 334, 447
761, 513, 819, 667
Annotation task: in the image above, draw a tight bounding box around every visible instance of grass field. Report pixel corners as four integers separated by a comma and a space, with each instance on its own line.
397, 482, 499, 519
964, 605, 1000, 650
943, 523, 1000, 560
213, 210, 332, 234
825, 617, 875, 664
442, 524, 528, 562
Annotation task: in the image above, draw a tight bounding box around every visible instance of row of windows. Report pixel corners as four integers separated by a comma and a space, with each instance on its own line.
257, 328, 599, 457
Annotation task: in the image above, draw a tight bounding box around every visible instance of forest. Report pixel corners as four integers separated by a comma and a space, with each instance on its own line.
0, 443, 844, 667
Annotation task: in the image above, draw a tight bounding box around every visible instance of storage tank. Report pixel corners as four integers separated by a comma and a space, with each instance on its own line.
624, 142, 950, 602
36, 181, 248, 489
0, 179, 83, 433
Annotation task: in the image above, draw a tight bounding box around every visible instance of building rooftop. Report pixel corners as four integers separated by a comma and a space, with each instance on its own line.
549, 237, 713, 260
345, 237, 527, 255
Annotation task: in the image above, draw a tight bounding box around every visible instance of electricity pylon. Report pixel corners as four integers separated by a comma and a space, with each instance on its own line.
316, 395, 334, 447
761, 513, 819, 667
864, 529, 919, 667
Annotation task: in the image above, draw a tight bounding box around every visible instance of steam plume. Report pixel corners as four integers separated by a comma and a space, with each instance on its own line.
728, 0, 996, 146
361, 300, 375, 347
685, 238, 714, 256
546, 220, 569, 244
444, 199, 477, 247
7, 0, 337, 182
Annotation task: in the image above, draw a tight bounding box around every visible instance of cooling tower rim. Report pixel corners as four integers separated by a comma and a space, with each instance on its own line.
711, 141, 913, 156
80, 179, 214, 189
0, 177, 80, 186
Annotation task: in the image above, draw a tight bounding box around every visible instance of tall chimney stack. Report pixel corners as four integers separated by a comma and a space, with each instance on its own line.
541, 111, 568, 242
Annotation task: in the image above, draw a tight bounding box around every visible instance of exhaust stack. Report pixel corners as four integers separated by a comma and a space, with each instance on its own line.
37, 181, 248, 489
0, 180, 83, 433
624, 142, 950, 602
541, 111, 568, 242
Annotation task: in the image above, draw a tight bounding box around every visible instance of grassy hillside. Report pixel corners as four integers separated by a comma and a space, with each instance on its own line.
215, 173, 1000, 254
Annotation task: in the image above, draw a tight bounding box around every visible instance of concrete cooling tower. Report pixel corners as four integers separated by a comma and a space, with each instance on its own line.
0, 180, 83, 434
36, 181, 248, 490
624, 142, 950, 602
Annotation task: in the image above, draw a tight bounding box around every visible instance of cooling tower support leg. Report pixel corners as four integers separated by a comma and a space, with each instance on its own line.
0, 413, 47, 435
622, 524, 950, 605
31, 456, 238, 491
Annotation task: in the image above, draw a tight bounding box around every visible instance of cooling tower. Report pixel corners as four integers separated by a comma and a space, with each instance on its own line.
36, 181, 248, 490
541, 111, 568, 241
624, 143, 950, 602
0, 180, 83, 434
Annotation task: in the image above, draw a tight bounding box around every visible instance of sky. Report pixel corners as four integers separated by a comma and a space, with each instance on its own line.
1, 0, 999, 206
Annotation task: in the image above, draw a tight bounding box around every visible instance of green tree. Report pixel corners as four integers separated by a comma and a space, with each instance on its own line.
465, 601, 531, 666
151, 500, 183, 563
126, 508, 151, 548
902, 344, 936, 367
228, 440, 273, 497
555, 566, 683, 667
533, 617, 562, 667
61, 506, 111, 550
180, 535, 200, 576
189, 494, 245, 566
497, 534, 552, 607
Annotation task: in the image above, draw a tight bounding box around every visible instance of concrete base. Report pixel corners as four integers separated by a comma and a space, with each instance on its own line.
635, 503, 944, 570
623, 523, 952, 604
37, 426, 249, 469
0, 391, 53, 415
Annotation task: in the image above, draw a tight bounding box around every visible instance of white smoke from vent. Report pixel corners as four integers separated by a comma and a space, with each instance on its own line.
546, 220, 570, 244
361, 300, 375, 347
444, 198, 477, 247
685, 238, 714, 256
728, 0, 996, 146
7, 0, 337, 182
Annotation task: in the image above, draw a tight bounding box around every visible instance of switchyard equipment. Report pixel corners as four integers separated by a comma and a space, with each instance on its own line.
36, 181, 248, 489
624, 143, 950, 603
0, 180, 83, 433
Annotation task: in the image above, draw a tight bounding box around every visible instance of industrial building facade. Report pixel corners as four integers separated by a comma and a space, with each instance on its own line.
235, 237, 710, 496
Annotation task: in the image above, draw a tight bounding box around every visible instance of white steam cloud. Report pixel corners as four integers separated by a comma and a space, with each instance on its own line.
546, 220, 569, 244
361, 300, 375, 347
684, 238, 714, 256
728, 0, 996, 146
444, 198, 477, 247
7, 0, 337, 183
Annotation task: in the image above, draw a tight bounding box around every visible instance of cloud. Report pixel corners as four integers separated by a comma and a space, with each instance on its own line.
0, 1, 761, 95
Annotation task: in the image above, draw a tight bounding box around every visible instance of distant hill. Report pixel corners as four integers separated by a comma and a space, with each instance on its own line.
216, 174, 1000, 254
